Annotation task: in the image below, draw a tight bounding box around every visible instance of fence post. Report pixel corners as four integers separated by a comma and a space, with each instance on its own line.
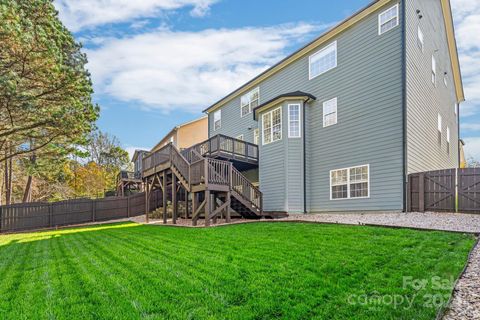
418, 173, 425, 212
455, 168, 459, 213
92, 199, 96, 222
127, 195, 131, 218
49, 203, 53, 227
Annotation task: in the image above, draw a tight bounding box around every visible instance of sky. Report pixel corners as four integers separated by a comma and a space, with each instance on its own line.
53, 0, 480, 160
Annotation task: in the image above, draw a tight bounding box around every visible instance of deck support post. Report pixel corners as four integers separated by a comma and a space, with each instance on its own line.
145, 178, 150, 223
162, 171, 167, 224
172, 172, 177, 224
185, 190, 189, 219
205, 190, 211, 227
192, 192, 197, 226
226, 191, 231, 223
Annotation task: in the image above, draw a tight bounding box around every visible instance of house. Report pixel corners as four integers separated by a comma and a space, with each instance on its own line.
150, 116, 208, 152
142, 0, 463, 223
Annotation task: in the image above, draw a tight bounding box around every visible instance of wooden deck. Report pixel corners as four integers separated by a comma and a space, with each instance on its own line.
142, 138, 265, 225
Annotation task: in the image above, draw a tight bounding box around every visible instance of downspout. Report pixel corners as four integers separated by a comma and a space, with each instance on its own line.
303, 100, 307, 214
401, 0, 408, 212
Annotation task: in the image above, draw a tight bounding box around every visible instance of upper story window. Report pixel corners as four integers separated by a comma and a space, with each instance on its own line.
241, 87, 259, 117
323, 98, 338, 127
262, 107, 282, 145
331, 165, 369, 200
253, 128, 259, 145
378, 4, 399, 35
432, 56, 437, 86
417, 26, 424, 52
214, 110, 221, 131
309, 41, 337, 80
437, 113, 442, 145
446, 126, 451, 154
288, 104, 301, 138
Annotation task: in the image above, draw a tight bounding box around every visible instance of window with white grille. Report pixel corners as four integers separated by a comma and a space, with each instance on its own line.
262, 107, 282, 145
331, 165, 369, 200
323, 98, 337, 127
214, 110, 221, 131
241, 88, 259, 117
378, 4, 399, 35
288, 104, 301, 138
309, 42, 337, 79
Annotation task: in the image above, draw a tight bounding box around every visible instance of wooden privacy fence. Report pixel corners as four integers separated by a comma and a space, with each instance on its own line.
0, 192, 147, 233
408, 168, 480, 214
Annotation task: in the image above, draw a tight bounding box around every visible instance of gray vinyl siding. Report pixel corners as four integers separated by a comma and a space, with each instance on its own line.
258, 101, 304, 212
208, 0, 405, 212
405, 0, 459, 173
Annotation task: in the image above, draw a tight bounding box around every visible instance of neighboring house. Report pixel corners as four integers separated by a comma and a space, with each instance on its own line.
151, 116, 208, 152
116, 150, 149, 196
202, 0, 463, 213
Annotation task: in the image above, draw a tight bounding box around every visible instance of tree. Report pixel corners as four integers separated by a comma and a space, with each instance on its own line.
0, 0, 99, 203
467, 156, 480, 168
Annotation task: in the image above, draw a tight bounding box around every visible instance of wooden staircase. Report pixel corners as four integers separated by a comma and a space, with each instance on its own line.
142, 138, 264, 225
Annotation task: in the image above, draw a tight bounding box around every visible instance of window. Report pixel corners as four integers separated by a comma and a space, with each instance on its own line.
432, 56, 437, 86
288, 104, 301, 138
241, 87, 259, 117
323, 98, 338, 127
447, 126, 450, 154
253, 129, 259, 145
330, 165, 369, 200
444, 74, 448, 87
213, 110, 221, 130
437, 113, 442, 145
378, 4, 399, 35
309, 41, 337, 79
262, 107, 282, 145
417, 26, 424, 52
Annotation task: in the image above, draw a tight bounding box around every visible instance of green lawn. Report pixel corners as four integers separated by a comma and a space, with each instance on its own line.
0, 222, 475, 319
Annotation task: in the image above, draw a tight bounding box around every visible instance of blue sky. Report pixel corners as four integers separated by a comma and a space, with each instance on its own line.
53, 0, 480, 160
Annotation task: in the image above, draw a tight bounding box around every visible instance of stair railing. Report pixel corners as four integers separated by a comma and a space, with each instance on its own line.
231, 166, 262, 211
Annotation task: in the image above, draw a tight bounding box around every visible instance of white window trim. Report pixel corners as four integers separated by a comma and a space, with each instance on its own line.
213, 110, 221, 131
378, 4, 399, 35
323, 97, 338, 128
308, 41, 337, 80
262, 107, 282, 146
240, 87, 259, 118
446, 127, 450, 143
288, 104, 301, 138
253, 128, 259, 145
417, 26, 424, 52
432, 55, 437, 86
330, 164, 370, 201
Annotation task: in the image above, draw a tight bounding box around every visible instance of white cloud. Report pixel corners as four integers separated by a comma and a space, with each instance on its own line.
85, 23, 324, 113
451, 0, 480, 118
462, 123, 480, 131
54, 0, 218, 31
464, 137, 480, 160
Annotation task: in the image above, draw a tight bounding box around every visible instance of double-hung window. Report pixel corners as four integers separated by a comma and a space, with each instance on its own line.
331, 165, 369, 200
446, 127, 450, 154
288, 104, 301, 138
309, 41, 337, 79
417, 26, 424, 52
437, 113, 442, 145
241, 88, 259, 117
323, 98, 338, 127
262, 107, 282, 145
378, 4, 399, 35
432, 56, 437, 86
214, 110, 221, 131
253, 128, 259, 145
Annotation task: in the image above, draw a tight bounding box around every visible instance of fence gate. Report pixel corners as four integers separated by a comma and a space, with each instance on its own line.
458, 168, 480, 214
408, 168, 480, 214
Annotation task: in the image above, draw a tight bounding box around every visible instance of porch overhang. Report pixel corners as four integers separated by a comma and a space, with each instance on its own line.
253, 91, 316, 120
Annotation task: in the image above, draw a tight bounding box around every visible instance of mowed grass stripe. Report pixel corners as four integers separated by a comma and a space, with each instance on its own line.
0, 222, 475, 319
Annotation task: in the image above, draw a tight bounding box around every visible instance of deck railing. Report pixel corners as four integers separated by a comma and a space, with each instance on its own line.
117, 171, 142, 181
185, 134, 258, 163
231, 166, 262, 209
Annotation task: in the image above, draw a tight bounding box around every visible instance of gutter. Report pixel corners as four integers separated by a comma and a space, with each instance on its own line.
303, 101, 307, 214
401, 0, 408, 212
